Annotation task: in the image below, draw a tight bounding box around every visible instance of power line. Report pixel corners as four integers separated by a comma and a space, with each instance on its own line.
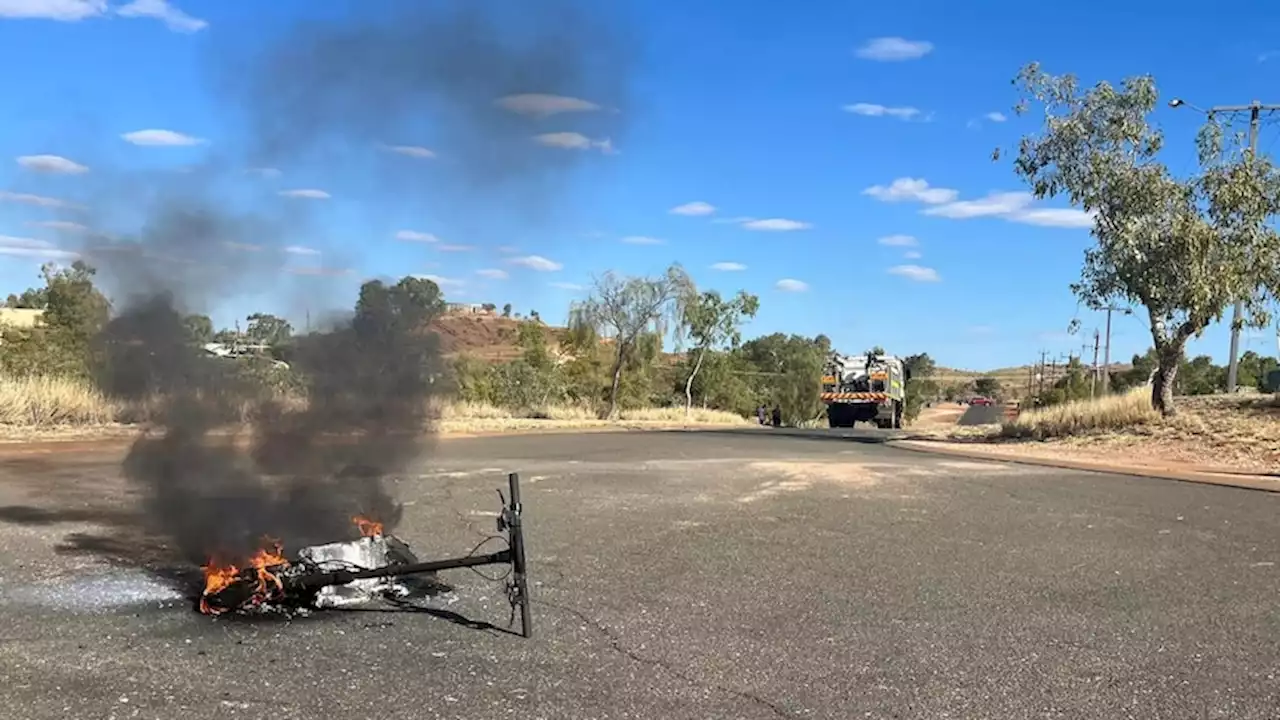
1169, 98, 1280, 393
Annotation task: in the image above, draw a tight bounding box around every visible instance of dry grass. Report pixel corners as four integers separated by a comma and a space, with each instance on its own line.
0, 375, 748, 438
0, 375, 118, 426
1000, 386, 1159, 439
927, 386, 1280, 472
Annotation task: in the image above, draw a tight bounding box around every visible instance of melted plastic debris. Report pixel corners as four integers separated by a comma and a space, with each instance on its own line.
297, 536, 413, 608
1, 570, 185, 613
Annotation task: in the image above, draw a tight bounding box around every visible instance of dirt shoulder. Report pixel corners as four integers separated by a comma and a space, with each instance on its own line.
905, 393, 1280, 482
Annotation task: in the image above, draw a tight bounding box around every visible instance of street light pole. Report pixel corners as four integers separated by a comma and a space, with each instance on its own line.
1169, 97, 1280, 392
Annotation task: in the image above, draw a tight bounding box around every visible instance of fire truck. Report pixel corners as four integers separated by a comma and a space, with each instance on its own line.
821, 350, 910, 429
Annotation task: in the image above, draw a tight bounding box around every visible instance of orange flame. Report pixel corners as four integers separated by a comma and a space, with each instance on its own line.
353, 514, 383, 537
198, 537, 290, 615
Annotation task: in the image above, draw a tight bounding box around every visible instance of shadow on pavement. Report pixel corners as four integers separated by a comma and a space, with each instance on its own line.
656, 427, 908, 444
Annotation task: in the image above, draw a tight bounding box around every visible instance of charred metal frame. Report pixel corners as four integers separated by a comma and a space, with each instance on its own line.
289, 472, 533, 637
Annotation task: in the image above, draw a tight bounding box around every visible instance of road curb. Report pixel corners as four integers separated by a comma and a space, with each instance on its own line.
888, 439, 1280, 494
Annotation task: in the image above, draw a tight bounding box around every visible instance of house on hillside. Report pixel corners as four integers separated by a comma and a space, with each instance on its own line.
445, 302, 494, 316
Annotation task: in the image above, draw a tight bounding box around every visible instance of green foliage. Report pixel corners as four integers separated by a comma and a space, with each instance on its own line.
903, 352, 936, 379
903, 377, 938, 424
1009, 63, 1280, 416
680, 289, 760, 413
973, 377, 1002, 398
738, 333, 825, 426
245, 313, 292, 346
184, 314, 214, 344
570, 264, 694, 418
0, 261, 111, 379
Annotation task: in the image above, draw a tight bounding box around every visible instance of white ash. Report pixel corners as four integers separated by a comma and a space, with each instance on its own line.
297, 535, 415, 608
0, 570, 185, 613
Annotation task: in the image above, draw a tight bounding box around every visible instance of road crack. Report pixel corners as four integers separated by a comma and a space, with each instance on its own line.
534, 598, 793, 718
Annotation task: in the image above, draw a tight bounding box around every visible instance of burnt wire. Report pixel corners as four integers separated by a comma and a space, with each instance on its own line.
462, 533, 513, 582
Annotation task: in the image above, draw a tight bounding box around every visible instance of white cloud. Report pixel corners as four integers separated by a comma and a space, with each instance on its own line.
115, 0, 205, 32
888, 264, 941, 282
922, 190, 1094, 228
712, 215, 755, 225
741, 218, 812, 231
670, 201, 716, 216
855, 37, 934, 61
711, 262, 746, 271
437, 243, 474, 252
278, 189, 330, 199
247, 167, 281, 178
0, 0, 106, 20
876, 234, 918, 247
903, 250, 922, 260
549, 281, 585, 291
476, 268, 509, 279
25, 219, 89, 233
496, 245, 519, 254
842, 103, 920, 120
775, 278, 809, 292
984, 112, 1007, 123
284, 245, 320, 255
620, 235, 665, 245
509, 254, 563, 272
386, 145, 435, 159
17, 154, 88, 174
416, 273, 465, 289
533, 132, 616, 154
121, 129, 205, 146
0, 190, 76, 208
862, 178, 957, 204
395, 230, 439, 243
0, 235, 77, 259
496, 93, 602, 117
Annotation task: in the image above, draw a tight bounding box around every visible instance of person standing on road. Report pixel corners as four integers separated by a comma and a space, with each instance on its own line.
756, 404, 766, 425
771, 405, 782, 428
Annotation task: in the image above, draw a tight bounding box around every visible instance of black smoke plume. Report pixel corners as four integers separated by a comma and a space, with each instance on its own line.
78, 0, 633, 568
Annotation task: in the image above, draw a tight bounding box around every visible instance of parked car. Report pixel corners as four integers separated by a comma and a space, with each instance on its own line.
969, 396, 994, 406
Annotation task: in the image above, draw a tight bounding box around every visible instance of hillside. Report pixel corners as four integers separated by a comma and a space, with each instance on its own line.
433, 312, 1109, 381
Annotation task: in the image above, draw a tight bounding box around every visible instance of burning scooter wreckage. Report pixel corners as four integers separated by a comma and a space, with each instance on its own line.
197, 472, 533, 638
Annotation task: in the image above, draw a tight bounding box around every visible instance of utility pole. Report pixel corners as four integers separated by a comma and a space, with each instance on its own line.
1037, 349, 1049, 397
1169, 97, 1280, 393
1098, 304, 1132, 394
1091, 330, 1101, 399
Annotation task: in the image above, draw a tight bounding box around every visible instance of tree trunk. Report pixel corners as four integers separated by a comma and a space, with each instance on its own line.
684, 348, 706, 416
1151, 341, 1184, 418
606, 350, 625, 420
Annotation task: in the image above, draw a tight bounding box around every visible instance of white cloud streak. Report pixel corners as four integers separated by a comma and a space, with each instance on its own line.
741, 218, 812, 231
887, 264, 941, 282
121, 129, 205, 146
17, 154, 88, 174
843, 103, 921, 120
115, 0, 206, 32
670, 201, 716, 216
509, 255, 563, 271
711, 262, 746, 271
876, 234, 918, 247
495, 93, 602, 117
395, 230, 439, 243
278, 189, 330, 199
775, 278, 809, 292
620, 235, 664, 245
855, 37, 934, 61
862, 177, 957, 204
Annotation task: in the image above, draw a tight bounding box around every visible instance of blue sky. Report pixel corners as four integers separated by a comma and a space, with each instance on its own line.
3, 1, 1280, 371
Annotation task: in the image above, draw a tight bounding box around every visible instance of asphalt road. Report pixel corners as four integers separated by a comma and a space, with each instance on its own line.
1, 430, 1278, 718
